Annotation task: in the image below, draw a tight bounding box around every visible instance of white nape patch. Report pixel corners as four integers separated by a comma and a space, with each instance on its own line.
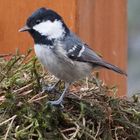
33, 20, 65, 40
78, 45, 85, 57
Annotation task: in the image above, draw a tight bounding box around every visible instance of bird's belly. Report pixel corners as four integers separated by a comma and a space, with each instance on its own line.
34, 45, 60, 75
34, 45, 92, 83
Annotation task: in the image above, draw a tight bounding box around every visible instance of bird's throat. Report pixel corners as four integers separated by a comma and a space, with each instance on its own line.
29, 30, 54, 45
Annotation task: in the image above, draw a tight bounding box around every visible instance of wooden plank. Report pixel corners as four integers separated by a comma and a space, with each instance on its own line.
76, 0, 127, 96
0, 0, 76, 53
0, 0, 127, 96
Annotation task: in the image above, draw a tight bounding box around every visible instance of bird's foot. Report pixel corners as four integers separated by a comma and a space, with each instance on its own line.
47, 97, 64, 108
47, 98, 63, 105
42, 84, 55, 93
46, 82, 69, 108
41, 80, 61, 93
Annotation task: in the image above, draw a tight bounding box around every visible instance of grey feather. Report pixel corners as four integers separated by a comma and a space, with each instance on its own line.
63, 32, 127, 76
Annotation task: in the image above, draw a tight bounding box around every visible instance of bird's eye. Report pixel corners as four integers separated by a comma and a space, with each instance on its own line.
36, 19, 41, 24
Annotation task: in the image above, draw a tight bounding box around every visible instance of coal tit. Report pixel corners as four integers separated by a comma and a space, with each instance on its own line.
19, 7, 127, 105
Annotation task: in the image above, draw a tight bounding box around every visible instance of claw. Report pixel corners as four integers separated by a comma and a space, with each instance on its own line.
47, 100, 64, 108
41, 80, 61, 93
42, 85, 55, 93
46, 82, 70, 108
47, 100, 63, 106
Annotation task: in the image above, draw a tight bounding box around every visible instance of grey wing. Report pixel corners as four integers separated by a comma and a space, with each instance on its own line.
64, 32, 101, 60
63, 32, 103, 63
63, 32, 127, 76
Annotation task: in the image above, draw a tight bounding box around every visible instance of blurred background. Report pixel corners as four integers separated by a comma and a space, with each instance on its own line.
128, 0, 140, 96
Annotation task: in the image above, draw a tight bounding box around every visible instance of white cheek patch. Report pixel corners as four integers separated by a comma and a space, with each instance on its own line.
33, 20, 65, 39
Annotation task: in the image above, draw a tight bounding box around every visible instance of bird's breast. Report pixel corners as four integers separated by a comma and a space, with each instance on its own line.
34, 44, 58, 69
34, 44, 92, 82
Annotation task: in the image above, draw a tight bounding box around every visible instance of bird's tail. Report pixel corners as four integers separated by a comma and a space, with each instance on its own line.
96, 60, 127, 76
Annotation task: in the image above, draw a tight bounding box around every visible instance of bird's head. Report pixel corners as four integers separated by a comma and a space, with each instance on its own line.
19, 8, 69, 42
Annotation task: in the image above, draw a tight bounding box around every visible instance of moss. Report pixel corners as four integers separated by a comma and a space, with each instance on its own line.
0, 50, 140, 140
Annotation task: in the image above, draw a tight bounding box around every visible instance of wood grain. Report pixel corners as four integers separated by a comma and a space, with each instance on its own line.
0, 0, 76, 53
76, 0, 127, 96
0, 0, 127, 96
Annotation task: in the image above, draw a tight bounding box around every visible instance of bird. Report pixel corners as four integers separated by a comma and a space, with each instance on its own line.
19, 7, 127, 105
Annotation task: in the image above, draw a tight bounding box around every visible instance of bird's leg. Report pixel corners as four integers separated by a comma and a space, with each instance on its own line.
92, 76, 102, 92
48, 82, 70, 106
92, 76, 100, 88
42, 79, 61, 93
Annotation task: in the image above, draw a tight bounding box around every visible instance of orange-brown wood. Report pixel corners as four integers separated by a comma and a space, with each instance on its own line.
0, 0, 77, 53
76, 0, 127, 96
0, 0, 127, 96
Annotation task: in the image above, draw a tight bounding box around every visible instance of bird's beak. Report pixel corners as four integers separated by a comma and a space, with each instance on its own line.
19, 25, 30, 32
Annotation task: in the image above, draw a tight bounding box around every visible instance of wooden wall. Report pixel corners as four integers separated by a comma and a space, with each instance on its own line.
0, 0, 127, 96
